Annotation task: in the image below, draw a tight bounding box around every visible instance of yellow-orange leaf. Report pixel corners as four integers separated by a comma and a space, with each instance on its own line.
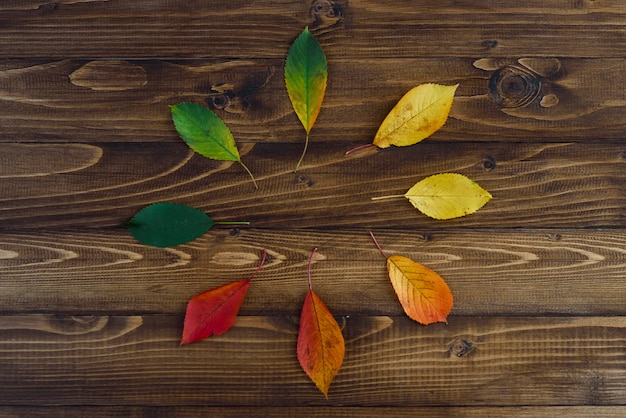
404, 173, 492, 220
373, 83, 459, 148
297, 289, 345, 398
387, 255, 453, 325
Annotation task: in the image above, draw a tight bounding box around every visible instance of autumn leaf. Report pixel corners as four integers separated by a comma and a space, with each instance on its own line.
372, 173, 492, 220
369, 232, 453, 325
125, 202, 249, 247
345, 83, 458, 155
297, 248, 344, 398
374, 83, 458, 148
180, 249, 267, 345
285, 27, 328, 171
170, 102, 258, 188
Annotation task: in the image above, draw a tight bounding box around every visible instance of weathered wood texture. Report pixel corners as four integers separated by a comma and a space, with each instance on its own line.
2, 0, 626, 415
2, 0, 626, 59
1, 58, 626, 142
2, 406, 625, 418
0, 229, 624, 316
0, 315, 624, 407
0, 142, 624, 228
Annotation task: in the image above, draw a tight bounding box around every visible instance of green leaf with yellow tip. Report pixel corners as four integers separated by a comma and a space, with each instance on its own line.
285, 27, 328, 171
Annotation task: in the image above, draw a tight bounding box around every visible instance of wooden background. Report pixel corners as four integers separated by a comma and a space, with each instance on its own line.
1, 0, 625, 416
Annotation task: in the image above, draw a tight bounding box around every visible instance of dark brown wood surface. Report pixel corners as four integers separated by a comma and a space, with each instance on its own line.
1, 0, 625, 416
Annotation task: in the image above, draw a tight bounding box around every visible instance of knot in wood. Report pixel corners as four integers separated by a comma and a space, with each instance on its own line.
296, 174, 314, 187
482, 156, 496, 171
38, 2, 59, 13
206, 92, 249, 113
449, 338, 474, 357
207, 93, 230, 110
419, 233, 432, 242
488, 65, 542, 108
547, 233, 561, 241
310, 0, 344, 29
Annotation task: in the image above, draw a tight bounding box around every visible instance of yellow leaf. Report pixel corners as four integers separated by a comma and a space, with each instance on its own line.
404, 173, 491, 220
373, 83, 459, 148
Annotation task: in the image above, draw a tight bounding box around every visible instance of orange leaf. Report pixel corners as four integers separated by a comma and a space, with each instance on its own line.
180, 250, 266, 345
298, 289, 345, 398
387, 255, 453, 325
297, 248, 345, 398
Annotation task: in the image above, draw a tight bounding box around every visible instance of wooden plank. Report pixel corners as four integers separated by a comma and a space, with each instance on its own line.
0, 315, 624, 406
2, 1, 626, 59
1, 406, 624, 418
2, 58, 626, 142
0, 142, 623, 229
0, 228, 624, 316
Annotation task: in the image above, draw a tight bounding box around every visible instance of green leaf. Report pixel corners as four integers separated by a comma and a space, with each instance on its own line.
285, 27, 328, 134
170, 102, 257, 188
126, 202, 215, 247
285, 27, 328, 171
171, 102, 240, 161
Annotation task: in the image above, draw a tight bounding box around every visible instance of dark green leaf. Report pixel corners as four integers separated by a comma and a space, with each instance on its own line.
126, 202, 214, 247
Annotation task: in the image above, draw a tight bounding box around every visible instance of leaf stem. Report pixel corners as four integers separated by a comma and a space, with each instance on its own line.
371, 195, 405, 201
368, 231, 388, 259
238, 160, 258, 189
294, 132, 309, 173
249, 249, 267, 281
215, 221, 251, 225
307, 247, 317, 291
344, 143, 373, 155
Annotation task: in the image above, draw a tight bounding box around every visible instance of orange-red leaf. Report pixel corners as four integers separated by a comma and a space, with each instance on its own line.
387, 255, 453, 325
180, 278, 251, 345
297, 289, 345, 398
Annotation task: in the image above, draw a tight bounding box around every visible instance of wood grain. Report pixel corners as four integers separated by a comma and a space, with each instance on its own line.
2, 58, 626, 142
0, 314, 623, 406
0, 142, 623, 229
1, 1, 626, 59
1, 405, 625, 418
0, 228, 624, 316
3, 0, 626, 413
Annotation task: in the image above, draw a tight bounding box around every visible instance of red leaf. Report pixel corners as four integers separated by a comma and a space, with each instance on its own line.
180, 278, 251, 345
297, 289, 345, 398
297, 248, 345, 398
180, 249, 266, 345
